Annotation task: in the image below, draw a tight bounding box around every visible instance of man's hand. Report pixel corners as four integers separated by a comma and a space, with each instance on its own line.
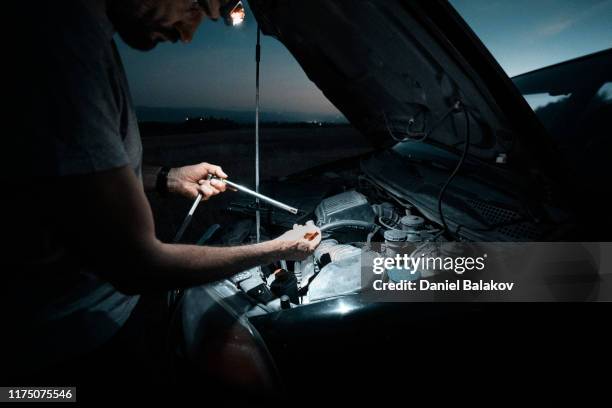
273, 221, 322, 261
167, 162, 228, 200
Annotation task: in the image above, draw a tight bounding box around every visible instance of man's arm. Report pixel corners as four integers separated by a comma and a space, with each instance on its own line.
57, 165, 320, 295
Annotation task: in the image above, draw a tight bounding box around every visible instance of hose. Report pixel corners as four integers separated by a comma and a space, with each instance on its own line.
320, 220, 379, 233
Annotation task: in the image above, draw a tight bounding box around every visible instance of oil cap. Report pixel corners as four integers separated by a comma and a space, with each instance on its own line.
400, 215, 425, 231
280, 295, 291, 310
384, 229, 408, 242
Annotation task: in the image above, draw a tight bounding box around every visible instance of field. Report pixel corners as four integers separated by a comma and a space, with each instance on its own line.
142, 126, 372, 242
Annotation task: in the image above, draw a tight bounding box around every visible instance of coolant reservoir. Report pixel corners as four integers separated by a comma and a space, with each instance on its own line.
383, 229, 408, 257
400, 215, 425, 232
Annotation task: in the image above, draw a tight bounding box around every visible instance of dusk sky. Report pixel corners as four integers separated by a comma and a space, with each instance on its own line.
117, 0, 612, 120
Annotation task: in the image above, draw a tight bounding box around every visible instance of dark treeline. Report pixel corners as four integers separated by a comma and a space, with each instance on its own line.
139, 116, 350, 137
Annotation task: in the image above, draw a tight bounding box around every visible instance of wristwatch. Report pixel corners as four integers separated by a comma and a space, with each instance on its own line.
156, 166, 171, 197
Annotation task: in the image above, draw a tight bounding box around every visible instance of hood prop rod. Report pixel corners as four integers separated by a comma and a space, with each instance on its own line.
255, 25, 261, 243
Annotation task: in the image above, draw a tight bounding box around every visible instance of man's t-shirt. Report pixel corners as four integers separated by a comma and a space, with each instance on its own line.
4, 0, 142, 373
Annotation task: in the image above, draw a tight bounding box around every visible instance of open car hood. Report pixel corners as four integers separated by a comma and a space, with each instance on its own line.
248, 0, 571, 207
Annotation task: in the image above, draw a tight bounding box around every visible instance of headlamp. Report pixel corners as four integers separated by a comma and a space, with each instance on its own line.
222, 1, 246, 26
198, 0, 245, 26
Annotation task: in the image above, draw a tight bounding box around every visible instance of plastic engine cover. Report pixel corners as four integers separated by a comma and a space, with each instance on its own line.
315, 191, 375, 225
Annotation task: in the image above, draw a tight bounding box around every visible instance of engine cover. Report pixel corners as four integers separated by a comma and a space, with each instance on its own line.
315, 191, 375, 225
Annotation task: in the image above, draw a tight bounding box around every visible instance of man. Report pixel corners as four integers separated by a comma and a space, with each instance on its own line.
4, 0, 321, 386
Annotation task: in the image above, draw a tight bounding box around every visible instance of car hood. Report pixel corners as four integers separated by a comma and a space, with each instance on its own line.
248, 0, 571, 207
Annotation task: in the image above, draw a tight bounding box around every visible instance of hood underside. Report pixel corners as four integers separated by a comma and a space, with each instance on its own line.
248, 0, 570, 203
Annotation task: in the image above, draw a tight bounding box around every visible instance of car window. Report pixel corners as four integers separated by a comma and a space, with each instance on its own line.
597, 82, 612, 102
511, 48, 611, 143
521, 80, 610, 144
522, 93, 572, 112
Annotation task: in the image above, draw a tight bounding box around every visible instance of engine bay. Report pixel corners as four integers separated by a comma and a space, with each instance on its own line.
224, 183, 446, 310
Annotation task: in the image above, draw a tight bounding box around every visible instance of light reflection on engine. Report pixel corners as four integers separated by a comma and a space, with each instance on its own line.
231, 189, 445, 309
297, 190, 443, 304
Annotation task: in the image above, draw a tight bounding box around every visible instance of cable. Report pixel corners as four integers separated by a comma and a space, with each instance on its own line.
382, 101, 461, 143
381, 100, 471, 238
320, 220, 379, 233
378, 216, 400, 231
437, 107, 471, 238
359, 175, 415, 210
366, 225, 381, 246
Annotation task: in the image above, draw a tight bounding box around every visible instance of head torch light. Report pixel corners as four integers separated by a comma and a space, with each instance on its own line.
198, 0, 246, 26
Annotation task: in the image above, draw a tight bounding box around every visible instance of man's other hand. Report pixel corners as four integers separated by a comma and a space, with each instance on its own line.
167, 162, 228, 200
273, 221, 322, 261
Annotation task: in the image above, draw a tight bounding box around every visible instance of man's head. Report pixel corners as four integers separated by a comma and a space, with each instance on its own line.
107, 0, 229, 51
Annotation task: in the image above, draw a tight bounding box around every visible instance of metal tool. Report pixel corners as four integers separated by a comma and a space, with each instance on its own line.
173, 16, 279, 244
173, 192, 204, 243
172, 175, 299, 243
211, 176, 299, 215
255, 26, 262, 243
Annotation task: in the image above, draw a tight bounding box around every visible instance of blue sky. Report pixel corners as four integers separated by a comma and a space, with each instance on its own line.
117, 0, 612, 119
451, 0, 612, 76
118, 1, 341, 119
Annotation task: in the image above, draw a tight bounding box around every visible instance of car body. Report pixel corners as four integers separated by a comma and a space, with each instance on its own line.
171, 0, 612, 400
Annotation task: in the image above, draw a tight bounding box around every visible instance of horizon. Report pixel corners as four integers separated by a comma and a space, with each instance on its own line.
134, 105, 348, 124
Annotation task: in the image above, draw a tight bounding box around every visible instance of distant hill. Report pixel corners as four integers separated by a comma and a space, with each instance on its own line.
135, 106, 347, 124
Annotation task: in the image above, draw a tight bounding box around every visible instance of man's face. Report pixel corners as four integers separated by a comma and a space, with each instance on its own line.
108, 0, 225, 51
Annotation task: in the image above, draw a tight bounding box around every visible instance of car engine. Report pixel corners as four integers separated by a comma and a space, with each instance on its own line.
228, 188, 445, 309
